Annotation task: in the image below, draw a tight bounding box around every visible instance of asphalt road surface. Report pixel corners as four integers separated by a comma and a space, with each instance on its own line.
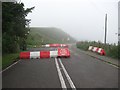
2, 44, 118, 89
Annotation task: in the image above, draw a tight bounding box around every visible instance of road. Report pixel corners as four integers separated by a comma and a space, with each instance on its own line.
2, 44, 118, 88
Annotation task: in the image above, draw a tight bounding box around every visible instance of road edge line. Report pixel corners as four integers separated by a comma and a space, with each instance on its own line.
75, 47, 119, 69
0, 60, 20, 73
85, 53, 119, 69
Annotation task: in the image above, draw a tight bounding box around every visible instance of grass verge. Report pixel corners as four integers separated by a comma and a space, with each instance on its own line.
2, 53, 19, 69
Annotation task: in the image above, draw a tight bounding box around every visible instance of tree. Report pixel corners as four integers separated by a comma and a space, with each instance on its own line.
2, 2, 35, 54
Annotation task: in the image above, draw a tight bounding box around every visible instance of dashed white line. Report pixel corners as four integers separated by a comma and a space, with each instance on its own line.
59, 58, 76, 90
0, 60, 20, 73
55, 58, 67, 89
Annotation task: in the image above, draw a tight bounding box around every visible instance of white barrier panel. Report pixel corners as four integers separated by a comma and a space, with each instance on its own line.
45, 44, 50, 47
50, 51, 58, 57
92, 47, 97, 52
98, 48, 102, 53
30, 52, 40, 59
88, 46, 93, 51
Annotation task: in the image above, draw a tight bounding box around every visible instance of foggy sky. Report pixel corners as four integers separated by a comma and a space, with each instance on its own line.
20, 0, 119, 44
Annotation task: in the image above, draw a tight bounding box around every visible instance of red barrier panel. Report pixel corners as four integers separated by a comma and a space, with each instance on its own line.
44, 44, 68, 47
96, 47, 99, 52
100, 49, 106, 55
49, 44, 60, 47
61, 44, 68, 47
20, 52, 30, 59
40, 51, 50, 58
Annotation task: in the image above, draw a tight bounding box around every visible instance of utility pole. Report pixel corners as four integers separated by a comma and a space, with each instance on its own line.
118, 1, 120, 45
104, 14, 107, 44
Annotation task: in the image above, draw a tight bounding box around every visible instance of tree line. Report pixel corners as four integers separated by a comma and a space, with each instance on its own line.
2, 2, 34, 54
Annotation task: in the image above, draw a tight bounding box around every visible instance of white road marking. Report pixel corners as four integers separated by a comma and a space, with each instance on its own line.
59, 58, 76, 90
110, 64, 119, 69
103, 62, 119, 69
0, 60, 20, 73
55, 58, 67, 89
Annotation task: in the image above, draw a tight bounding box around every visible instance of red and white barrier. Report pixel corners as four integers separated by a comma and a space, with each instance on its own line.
50, 51, 58, 58
20, 51, 58, 59
60, 44, 68, 47
30, 51, 40, 59
92, 47, 99, 52
50, 44, 60, 47
45, 44, 50, 47
97, 48, 106, 55
20, 52, 30, 59
88, 46, 93, 51
88, 46, 106, 56
43, 44, 68, 47
58, 48, 70, 57
40, 51, 50, 58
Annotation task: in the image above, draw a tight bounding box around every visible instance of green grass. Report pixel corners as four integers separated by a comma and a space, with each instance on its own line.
0, 55, 2, 70
2, 53, 19, 69
26, 27, 76, 47
76, 41, 119, 59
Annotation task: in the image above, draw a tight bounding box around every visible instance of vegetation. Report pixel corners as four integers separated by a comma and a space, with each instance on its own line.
26, 27, 76, 47
2, 53, 19, 69
2, 2, 34, 54
76, 41, 119, 59
2, 2, 76, 69
2, 2, 34, 69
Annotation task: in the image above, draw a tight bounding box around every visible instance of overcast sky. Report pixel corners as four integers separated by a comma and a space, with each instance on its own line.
20, 0, 119, 44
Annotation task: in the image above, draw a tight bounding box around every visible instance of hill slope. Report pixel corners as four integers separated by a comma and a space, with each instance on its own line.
26, 27, 76, 46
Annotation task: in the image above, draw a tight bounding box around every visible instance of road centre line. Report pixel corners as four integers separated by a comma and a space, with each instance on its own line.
58, 58, 76, 90
55, 58, 67, 89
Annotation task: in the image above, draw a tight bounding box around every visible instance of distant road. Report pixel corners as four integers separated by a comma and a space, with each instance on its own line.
2, 44, 118, 88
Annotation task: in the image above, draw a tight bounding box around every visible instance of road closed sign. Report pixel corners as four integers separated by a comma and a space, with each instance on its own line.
58, 48, 68, 56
